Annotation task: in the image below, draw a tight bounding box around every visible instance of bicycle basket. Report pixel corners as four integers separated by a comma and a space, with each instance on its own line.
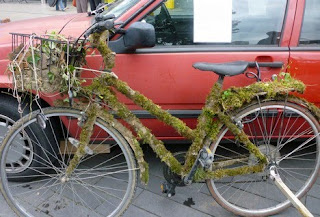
8, 32, 86, 94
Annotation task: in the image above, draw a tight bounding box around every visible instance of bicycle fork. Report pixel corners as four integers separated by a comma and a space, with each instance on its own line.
63, 104, 99, 179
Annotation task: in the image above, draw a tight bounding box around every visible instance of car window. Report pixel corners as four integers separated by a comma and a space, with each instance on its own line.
143, 0, 287, 46
299, 0, 320, 46
103, 0, 140, 18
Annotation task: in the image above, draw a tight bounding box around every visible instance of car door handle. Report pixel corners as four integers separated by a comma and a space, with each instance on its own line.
248, 62, 283, 68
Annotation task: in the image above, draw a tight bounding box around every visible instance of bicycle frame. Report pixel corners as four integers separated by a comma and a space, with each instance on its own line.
63, 71, 271, 184
62, 31, 307, 184
108, 74, 269, 176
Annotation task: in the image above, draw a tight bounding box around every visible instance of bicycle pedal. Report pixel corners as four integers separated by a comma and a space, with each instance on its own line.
198, 147, 214, 169
161, 182, 176, 197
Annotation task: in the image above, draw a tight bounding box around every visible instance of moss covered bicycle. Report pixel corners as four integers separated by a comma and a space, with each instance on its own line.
1, 15, 320, 217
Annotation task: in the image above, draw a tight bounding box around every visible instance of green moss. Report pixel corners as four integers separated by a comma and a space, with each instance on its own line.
90, 31, 115, 70
12, 31, 317, 186
183, 83, 222, 173
220, 74, 305, 111
84, 77, 184, 176
140, 162, 149, 184
82, 33, 307, 181
286, 95, 320, 122
104, 76, 195, 140
193, 163, 265, 181
65, 103, 98, 176
217, 112, 267, 164
98, 109, 150, 184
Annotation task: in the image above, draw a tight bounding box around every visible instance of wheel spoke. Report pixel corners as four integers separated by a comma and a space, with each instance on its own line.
277, 133, 319, 163
209, 102, 320, 216
0, 108, 137, 217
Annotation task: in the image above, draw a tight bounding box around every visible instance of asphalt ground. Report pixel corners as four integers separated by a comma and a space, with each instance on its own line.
0, 2, 320, 216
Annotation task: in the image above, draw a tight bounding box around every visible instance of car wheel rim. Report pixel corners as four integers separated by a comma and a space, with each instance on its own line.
0, 114, 33, 174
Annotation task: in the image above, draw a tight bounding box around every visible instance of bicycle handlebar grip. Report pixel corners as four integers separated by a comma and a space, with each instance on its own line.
84, 20, 114, 38
98, 20, 114, 30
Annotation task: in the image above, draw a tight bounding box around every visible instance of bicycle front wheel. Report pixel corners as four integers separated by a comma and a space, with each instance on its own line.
0, 107, 137, 217
207, 101, 320, 216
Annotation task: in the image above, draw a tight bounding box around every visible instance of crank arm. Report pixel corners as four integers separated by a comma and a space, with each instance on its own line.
184, 147, 214, 185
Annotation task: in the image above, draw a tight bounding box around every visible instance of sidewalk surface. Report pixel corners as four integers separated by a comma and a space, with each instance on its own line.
0, 2, 320, 217
0, 147, 319, 217
0, 1, 77, 22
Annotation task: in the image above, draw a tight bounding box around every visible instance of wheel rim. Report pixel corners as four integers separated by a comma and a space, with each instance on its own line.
0, 114, 34, 174
208, 102, 320, 216
1, 110, 136, 217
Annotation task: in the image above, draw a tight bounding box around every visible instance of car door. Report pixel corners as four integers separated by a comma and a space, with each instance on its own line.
111, 0, 294, 139
288, 0, 320, 107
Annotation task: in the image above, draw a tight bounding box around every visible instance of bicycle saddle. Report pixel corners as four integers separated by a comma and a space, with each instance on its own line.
193, 61, 249, 77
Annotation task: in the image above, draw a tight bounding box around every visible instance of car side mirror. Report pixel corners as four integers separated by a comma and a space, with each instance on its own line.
123, 22, 155, 50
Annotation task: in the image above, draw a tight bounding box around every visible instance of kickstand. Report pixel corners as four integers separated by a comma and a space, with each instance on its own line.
269, 166, 314, 217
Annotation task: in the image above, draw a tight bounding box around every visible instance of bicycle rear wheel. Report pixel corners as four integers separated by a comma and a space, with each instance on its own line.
0, 107, 137, 217
207, 101, 320, 216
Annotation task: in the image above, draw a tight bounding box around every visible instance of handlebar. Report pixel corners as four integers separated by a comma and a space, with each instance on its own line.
84, 10, 116, 38
84, 2, 115, 38
95, 13, 115, 22
83, 3, 124, 39
84, 19, 115, 38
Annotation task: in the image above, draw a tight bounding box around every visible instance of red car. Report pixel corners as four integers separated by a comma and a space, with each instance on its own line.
0, 0, 319, 169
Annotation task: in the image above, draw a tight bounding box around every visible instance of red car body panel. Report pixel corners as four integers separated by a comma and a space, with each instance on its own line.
0, 0, 319, 140
289, 0, 304, 47
0, 14, 84, 59
288, 0, 320, 107
281, 0, 297, 47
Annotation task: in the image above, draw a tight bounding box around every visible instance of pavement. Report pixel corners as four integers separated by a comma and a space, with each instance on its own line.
0, 1, 77, 22
0, 2, 320, 217
0, 145, 319, 217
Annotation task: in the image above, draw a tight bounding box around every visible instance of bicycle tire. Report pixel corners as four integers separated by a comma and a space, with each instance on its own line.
206, 100, 320, 216
0, 107, 137, 217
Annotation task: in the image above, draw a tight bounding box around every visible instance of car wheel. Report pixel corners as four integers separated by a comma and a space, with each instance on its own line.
0, 95, 58, 180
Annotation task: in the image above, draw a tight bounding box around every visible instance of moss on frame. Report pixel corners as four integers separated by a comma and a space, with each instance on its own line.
85, 31, 315, 182
9, 30, 320, 184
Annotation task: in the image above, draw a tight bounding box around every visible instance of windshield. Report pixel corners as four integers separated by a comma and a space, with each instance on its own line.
103, 0, 141, 17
